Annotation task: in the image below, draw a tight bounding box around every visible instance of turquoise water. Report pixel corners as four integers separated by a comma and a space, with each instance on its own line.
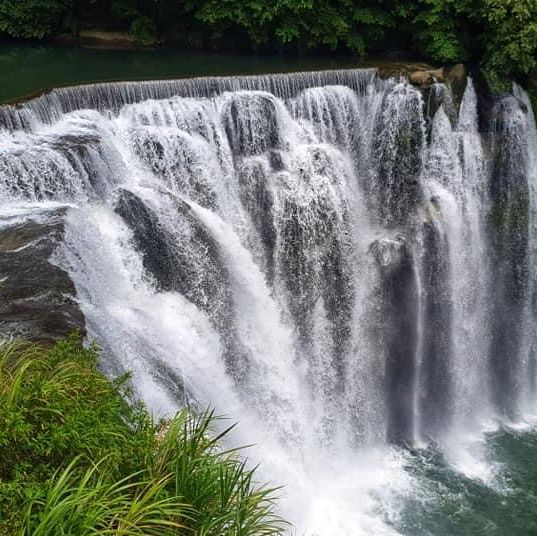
393, 428, 537, 535
0, 42, 364, 103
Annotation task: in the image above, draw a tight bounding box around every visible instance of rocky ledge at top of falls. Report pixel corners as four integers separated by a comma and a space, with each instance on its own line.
0, 211, 85, 344
379, 62, 469, 100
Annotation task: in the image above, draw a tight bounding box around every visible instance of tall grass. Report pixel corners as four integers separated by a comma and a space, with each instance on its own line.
0, 334, 287, 535
23, 460, 187, 536
150, 411, 284, 535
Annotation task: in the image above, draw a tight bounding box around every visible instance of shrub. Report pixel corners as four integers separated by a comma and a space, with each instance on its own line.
0, 0, 70, 39
0, 335, 286, 535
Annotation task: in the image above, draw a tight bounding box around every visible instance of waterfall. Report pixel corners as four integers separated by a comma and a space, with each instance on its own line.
1, 68, 537, 534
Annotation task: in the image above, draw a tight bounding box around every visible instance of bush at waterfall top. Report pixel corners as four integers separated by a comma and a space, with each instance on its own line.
0, 0, 537, 89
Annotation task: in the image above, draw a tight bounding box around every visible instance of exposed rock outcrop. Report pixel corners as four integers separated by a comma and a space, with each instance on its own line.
370, 235, 419, 445
0, 211, 85, 344
409, 68, 445, 87
446, 63, 468, 104
377, 61, 437, 80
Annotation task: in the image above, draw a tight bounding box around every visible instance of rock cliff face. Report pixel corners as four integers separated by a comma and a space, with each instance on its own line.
0, 63, 500, 355
0, 210, 85, 344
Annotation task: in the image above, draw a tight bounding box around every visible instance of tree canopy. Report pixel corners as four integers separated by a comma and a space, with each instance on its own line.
0, 0, 536, 87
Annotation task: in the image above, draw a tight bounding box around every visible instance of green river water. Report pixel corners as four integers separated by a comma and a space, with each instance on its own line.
0, 42, 364, 103
395, 428, 537, 535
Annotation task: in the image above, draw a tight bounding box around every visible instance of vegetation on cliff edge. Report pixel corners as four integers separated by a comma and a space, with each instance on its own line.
0, 334, 285, 535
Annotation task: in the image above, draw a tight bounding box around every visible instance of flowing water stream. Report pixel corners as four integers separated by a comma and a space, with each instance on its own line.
1, 69, 537, 534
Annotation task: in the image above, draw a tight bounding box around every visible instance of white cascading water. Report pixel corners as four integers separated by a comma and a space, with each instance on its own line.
1, 69, 537, 534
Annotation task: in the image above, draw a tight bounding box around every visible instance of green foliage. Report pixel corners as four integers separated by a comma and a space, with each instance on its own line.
480, 0, 537, 83
0, 334, 153, 533
0, 335, 286, 536
0, 0, 71, 38
149, 412, 283, 535
193, 0, 399, 54
411, 0, 476, 62
23, 460, 187, 536
0, 337, 151, 470
0, 0, 536, 92
129, 16, 158, 46
109, 0, 169, 44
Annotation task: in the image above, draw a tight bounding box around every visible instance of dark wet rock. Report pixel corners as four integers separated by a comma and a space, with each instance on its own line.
115, 190, 177, 292
0, 211, 85, 344
369, 234, 407, 271
269, 150, 285, 172
238, 160, 277, 283
373, 84, 425, 227
114, 190, 247, 376
115, 190, 232, 314
321, 236, 354, 382
278, 195, 324, 339
221, 93, 280, 156
130, 131, 218, 209
467, 63, 496, 134
446, 64, 468, 106
419, 212, 453, 437
488, 95, 531, 417
370, 235, 419, 444
423, 83, 457, 132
